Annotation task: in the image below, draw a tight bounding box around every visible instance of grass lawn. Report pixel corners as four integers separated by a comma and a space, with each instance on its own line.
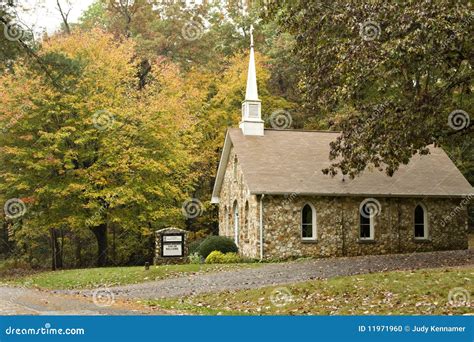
145, 267, 474, 315
2, 263, 259, 290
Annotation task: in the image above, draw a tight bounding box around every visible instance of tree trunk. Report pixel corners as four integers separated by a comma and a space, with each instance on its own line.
74, 235, 82, 268
112, 224, 116, 265
50, 228, 63, 270
91, 224, 108, 267
0, 220, 10, 256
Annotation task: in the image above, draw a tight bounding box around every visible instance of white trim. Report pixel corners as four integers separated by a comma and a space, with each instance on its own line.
259, 194, 265, 260
224, 206, 229, 236
301, 203, 317, 241
211, 130, 233, 204
414, 203, 429, 240
244, 200, 250, 241
233, 200, 239, 246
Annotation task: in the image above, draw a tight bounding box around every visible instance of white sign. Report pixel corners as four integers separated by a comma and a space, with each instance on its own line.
163, 243, 183, 257
163, 235, 183, 242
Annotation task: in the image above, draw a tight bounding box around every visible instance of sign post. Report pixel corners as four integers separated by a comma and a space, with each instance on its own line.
154, 227, 188, 265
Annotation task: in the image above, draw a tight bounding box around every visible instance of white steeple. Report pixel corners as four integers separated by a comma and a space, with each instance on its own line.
240, 25, 264, 136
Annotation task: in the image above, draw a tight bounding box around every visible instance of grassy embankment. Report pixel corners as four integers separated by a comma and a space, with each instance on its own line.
145, 267, 474, 315
0, 263, 259, 290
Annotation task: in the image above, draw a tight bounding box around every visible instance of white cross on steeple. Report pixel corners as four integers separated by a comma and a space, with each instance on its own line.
250, 24, 254, 47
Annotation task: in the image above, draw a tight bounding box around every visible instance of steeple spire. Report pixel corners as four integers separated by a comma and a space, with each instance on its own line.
245, 25, 259, 101
240, 24, 264, 136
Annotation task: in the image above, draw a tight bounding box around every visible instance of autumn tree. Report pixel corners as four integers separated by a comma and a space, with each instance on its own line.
267, 0, 473, 178
0, 30, 198, 267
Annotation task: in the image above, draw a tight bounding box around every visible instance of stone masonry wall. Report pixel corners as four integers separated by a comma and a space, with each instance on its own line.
218, 147, 260, 258
262, 195, 468, 259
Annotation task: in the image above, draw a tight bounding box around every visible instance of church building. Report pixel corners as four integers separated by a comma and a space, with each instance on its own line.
211, 30, 472, 260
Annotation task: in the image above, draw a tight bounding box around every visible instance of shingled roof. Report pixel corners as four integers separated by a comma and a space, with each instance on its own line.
211, 128, 473, 203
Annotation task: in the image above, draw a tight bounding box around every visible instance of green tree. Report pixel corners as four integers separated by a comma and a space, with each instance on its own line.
0, 1, 35, 74
0, 30, 198, 267
268, 0, 473, 178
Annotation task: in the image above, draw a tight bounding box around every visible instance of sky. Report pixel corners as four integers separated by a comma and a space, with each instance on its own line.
14, 0, 95, 37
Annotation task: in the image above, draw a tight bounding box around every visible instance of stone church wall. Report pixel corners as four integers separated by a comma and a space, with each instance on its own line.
218, 147, 260, 258
218, 149, 469, 259
262, 195, 468, 259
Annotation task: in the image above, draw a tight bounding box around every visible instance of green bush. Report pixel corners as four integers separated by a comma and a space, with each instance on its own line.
188, 239, 204, 255
196, 236, 238, 258
221, 252, 241, 263
205, 251, 241, 264
188, 252, 203, 264
205, 251, 225, 264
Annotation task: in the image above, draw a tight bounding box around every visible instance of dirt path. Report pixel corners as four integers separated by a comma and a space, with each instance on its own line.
0, 286, 161, 315
72, 249, 473, 300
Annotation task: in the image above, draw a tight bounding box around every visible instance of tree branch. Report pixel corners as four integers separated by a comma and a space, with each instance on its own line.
56, 0, 71, 34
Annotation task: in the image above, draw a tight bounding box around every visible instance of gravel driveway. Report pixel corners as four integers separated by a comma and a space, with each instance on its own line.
74, 249, 473, 300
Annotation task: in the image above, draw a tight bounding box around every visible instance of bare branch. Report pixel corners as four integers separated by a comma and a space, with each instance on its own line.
56, 0, 71, 34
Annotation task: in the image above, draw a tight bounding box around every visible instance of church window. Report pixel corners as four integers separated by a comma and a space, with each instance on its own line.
360, 203, 374, 240
301, 204, 316, 240
414, 204, 428, 239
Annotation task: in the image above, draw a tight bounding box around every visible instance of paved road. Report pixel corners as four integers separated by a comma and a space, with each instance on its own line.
0, 286, 152, 315
72, 249, 474, 300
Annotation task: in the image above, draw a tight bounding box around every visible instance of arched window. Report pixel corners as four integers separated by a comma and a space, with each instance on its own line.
301, 204, 316, 240
228, 206, 232, 237
233, 200, 239, 245
244, 201, 249, 240
224, 206, 229, 235
360, 203, 374, 240
414, 204, 428, 239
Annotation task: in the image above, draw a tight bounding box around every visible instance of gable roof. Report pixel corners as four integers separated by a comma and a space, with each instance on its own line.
211, 128, 473, 203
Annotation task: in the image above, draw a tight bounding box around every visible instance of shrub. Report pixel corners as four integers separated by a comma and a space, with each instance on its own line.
196, 236, 238, 258
188, 252, 203, 264
221, 252, 241, 263
188, 239, 204, 255
205, 251, 242, 264
205, 251, 225, 264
